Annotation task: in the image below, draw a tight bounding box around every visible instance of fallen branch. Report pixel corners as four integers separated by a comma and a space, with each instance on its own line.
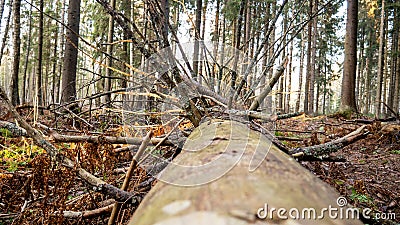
276, 136, 304, 141
114, 145, 138, 153
59, 204, 114, 219
50, 132, 173, 146
277, 112, 304, 120
290, 125, 369, 157
274, 129, 324, 134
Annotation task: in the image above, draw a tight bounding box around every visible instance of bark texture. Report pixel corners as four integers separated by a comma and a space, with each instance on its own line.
340, 0, 358, 112
61, 0, 81, 103
129, 120, 363, 225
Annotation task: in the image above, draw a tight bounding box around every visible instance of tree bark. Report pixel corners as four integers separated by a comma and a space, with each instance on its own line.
0, 0, 5, 21
308, 0, 318, 114
340, 0, 358, 112
304, 0, 313, 114
103, 0, 116, 106
296, 31, 305, 112
11, 0, 21, 106
128, 120, 363, 225
36, 0, 44, 110
374, 0, 385, 117
22, 3, 33, 104
61, 0, 81, 104
0, 0, 12, 64
192, 0, 202, 81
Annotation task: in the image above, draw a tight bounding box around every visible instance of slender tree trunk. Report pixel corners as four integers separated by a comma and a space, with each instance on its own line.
296, 31, 305, 112
394, 18, 400, 113
198, 1, 207, 85
103, 0, 116, 106
11, 0, 21, 106
304, 0, 313, 114
228, 0, 246, 107
259, 2, 270, 109
0, 0, 6, 22
22, 3, 33, 104
216, 16, 225, 94
278, 12, 287, 113
0, 0, 12, 66
61, 0, 81, 104
36, 0, 44, 110
129, 0, 135, 108
340, 0, 358, 112
266, 1, 276, 112
308, 0, 318, 114
356, 25, 365, 111
388, 7, 398, 113
57, 0, 66, 104
192, 0, 202, 81
375, 0, 385, 116
211, 0, 220, 90
315, 62, 321, 113
285, 40, 293, 113
51, 26, 58, 105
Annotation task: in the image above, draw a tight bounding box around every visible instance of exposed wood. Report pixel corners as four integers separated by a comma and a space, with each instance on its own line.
129, 120, 363, 225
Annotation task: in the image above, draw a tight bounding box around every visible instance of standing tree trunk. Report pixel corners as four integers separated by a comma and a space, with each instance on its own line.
303, 0, 313, 114
296, 31, 305, 112
61, 0, 81, 104
103, 0, 116, 106
374, 0, 385, 117
394, 26, 400, 112
0, 0, 6, 22
340, 0, 358, 112
192, 0, 202, 81
308, 0, 318, 114
0, 0, 12, 68
22, 3, 33, 104
36, 0, 44, 110
11, 0, 21, 106
57, 0, 66, 104
51, 27, 58, 105
285, 40, 293, 113
387, 5, 397, 115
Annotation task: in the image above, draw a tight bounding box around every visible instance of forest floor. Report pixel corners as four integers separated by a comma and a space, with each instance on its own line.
275, 114, 400, 225
0, 106, 399, 224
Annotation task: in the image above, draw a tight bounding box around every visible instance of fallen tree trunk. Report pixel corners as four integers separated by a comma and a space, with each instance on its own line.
129, 120, 363, 225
